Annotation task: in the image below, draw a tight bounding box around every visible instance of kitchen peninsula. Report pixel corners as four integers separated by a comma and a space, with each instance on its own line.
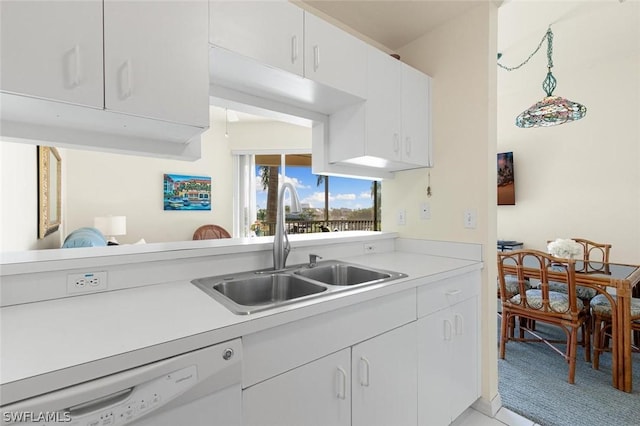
1, 232, 482, 426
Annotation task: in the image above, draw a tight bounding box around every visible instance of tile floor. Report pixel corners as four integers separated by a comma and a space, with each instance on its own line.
454, 407, 540, 426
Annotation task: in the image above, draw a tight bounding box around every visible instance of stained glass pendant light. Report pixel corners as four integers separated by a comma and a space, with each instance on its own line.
499, 28, 587, 128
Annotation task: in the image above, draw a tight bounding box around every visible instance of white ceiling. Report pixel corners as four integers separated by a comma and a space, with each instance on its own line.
301, 0, 485, 51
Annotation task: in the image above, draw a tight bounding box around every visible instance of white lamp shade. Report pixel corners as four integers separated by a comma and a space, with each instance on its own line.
94, 216, 127, 236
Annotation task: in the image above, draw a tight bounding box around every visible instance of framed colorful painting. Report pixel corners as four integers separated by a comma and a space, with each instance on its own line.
163, 174, 211, 211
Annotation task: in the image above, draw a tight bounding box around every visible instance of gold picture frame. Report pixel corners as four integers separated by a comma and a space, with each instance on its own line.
38, 146, 61, 239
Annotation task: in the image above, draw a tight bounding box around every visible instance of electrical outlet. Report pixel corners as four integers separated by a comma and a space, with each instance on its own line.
364, 243, 377, 254
67, 271, 108, 294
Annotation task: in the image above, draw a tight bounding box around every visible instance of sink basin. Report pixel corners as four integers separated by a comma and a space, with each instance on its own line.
192, 273, 327, 314
192, 260, 407, 315
294, 261, 406, 286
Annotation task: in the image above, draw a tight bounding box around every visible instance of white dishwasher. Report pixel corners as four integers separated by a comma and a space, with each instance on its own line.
1, 339, 242, 426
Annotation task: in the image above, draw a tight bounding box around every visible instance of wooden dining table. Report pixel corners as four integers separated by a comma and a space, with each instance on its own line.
570, 260, 640, 392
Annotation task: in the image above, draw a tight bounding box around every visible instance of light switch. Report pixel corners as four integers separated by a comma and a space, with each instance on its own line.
397, 209, 406, 225
420, 202, 431, 220
463, 209, 477, 229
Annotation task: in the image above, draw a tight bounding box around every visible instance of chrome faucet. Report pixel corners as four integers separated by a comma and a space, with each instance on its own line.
308, 254, 323, 268
273, 182, 302, 270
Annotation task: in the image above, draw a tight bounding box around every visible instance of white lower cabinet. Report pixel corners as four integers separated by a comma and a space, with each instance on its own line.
352, 322, 417, 426
243, 348, 351, 426
243, 322, 417, 426
417, 272, 481, 426
241, 275, 480, 426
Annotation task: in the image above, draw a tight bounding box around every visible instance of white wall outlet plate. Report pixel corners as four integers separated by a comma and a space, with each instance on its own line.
67, 271, 108, 294
364, 243, 377, 253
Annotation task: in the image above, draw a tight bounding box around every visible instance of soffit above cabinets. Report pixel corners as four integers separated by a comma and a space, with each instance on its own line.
301, 0, 482, 51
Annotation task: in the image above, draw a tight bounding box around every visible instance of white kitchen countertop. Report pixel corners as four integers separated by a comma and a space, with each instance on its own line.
0, 249, 481, 404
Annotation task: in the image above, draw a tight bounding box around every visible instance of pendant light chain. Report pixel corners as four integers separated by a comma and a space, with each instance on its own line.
498, 27, 552, 72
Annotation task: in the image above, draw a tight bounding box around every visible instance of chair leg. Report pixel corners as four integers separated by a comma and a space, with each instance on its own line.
500, 312, 509, 359
584, 317, 592, 363
567, 327, 578, 384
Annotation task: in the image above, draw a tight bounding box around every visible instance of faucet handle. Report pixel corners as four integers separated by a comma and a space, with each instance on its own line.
309, 254, 323, 267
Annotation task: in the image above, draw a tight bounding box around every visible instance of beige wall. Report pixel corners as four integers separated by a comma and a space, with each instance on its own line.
64, 110, 310, 244
63, 108, 233, 244
228, 120, 311, 152
497, 1, 640, 264
0, 142, 65, 251
383, 2, 499, 405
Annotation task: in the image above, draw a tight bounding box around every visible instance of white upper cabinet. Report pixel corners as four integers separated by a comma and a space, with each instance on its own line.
328, 46, 432, 172
363, 47, 403, 163
303, 11, 367, 99
209, 1, 367, 110
0, 0, 208, 159
209, 1, 304, 77
0, 0, 104, 108
104, 0, 209, 128
401, 63, 431, 167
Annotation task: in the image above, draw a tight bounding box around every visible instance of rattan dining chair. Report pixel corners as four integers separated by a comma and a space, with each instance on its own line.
590, 294, 640, 370
546, 238, 612, 361
498, 249, 591, 384
192, 224, 231, 240
572, 238, 611, 264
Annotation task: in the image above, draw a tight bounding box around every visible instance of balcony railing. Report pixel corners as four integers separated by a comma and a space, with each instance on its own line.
259, 219, 379, 236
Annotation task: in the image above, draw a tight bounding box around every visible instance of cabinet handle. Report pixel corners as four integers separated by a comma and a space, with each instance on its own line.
71, 44, 81, 87
445, 289, 461, 296
313, 45, 320, 71
121, 59, 133, 99
393, 133, 400, 154
336, 367, 347, 399
443, 319, 453, 341
405, 136, 412, 156
454, 313, 464, 336
359, 356, 370, 387
291, 35, 298, 64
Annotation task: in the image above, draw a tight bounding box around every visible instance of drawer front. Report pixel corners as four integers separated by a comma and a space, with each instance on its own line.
243, 288, 416, 388
417, 271, 480, 318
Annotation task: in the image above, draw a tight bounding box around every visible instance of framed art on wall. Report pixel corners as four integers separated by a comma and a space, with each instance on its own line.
38, 146, 62, 238
498, 152, 515, 205
163, 174, 212, 211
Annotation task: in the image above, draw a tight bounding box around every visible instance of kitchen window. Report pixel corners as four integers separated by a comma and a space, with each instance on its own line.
234, 152, 381, 238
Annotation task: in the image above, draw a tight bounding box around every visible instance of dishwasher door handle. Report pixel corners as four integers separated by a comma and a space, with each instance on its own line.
66, 387, 133, 417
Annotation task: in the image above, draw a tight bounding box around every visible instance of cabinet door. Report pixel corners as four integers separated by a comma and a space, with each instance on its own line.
243, 348, 351, 426
210, 1, 303, 76
352, 323, 417, 426
449, 296, 480, 420
104, 0, 209, 128
365, 46, 402, 162
401, 64, 431, 166
0, 0, 103, 108
304, 12, 366, 99
417, 310, 452, 426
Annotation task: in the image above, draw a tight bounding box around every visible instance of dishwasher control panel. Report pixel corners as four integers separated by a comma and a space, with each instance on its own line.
66, 365, 198, 426
2, 339, 242, 426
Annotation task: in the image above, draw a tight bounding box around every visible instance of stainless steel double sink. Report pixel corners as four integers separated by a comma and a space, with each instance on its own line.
191, 260, 407, 314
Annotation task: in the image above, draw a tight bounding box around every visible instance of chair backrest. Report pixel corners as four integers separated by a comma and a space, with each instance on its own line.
192, 224, 231, 240
571, 238, 611, 263
497, 249, 581, 317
